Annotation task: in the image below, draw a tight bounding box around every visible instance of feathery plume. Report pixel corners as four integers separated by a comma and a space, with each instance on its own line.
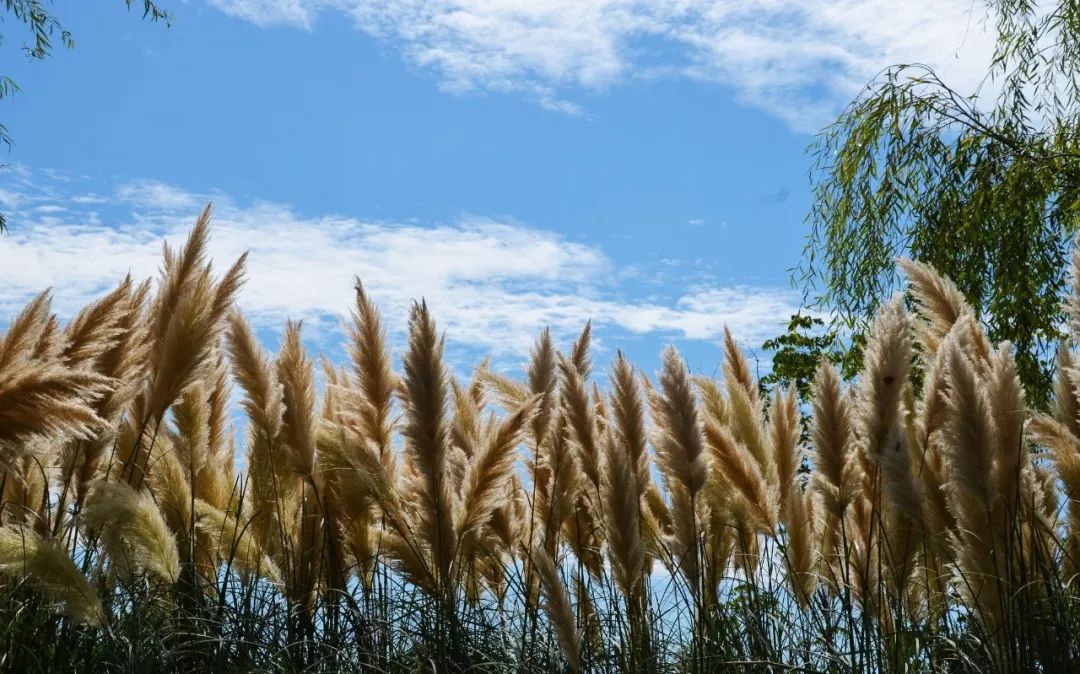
858, 297, 912, 462
694, 375, 728, 427
401, 301, 457, 587
456, 395, 540, 542
1055, 345, 1080, 436
704, 421, 776, 535
651, 345, 707, 586
722, 330, 774, 485
785, 488, 818, 607
0, 291, 52, 371
810, 360, 857, 519
942, 340, 998, 516
348, 279, 398, 455
610, 352, 650, 495
532, 546, 581, 673
988, 344, 1025, 516
0, 525, 102, 626
59, 278, 132, 369
897, 257, 973, 353
226, 311, 284, 441
601, 426, 646, 599
559, 355, 601, 496
82, 481, 181, 583
1067, 233, 1080, 343
194, 500, 282, 584
0, 362, 111, 457
770, 384, 801, 519
527, 328, 557, 450
451, 378, 482, 459
144, 213, 246, 422
569, 321, 592, 380
653, 346, 708, 497
276, 320, 317, 477
941, 337, 1002, 626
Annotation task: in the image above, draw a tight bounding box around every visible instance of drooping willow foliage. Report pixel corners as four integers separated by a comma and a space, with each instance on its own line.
804, 0, 1080, 409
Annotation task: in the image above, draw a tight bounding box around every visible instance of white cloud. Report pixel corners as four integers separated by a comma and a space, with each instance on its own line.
207, 0, 321, 27
0, 170, 805, 361
115, 179, 203, 211
205, 0, 997, 131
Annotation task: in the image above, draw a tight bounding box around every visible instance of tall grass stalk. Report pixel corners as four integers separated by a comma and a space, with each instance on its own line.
2, 208, 1080, 672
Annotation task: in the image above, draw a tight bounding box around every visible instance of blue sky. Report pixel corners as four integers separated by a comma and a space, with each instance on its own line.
0, 0, 997, 378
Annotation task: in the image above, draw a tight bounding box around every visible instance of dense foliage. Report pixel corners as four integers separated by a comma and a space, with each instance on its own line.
803, 0, 1080, 409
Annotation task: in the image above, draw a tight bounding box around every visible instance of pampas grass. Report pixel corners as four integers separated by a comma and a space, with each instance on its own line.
0, 525, 102, 625
651, 345, 707, 590
531, 545, 581, 673
400, 301, 458, 596
81, 480, 181, 583
8, 209, 1080, 673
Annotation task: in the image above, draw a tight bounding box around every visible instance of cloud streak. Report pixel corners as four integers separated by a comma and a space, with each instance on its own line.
205, 0, 997, 131
0, 168, 805, 364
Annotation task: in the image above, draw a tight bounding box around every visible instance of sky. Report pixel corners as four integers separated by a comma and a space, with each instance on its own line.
0, 0, 1000, 379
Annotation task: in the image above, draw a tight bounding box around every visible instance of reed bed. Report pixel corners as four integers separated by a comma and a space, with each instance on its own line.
1, 205, 1080, 672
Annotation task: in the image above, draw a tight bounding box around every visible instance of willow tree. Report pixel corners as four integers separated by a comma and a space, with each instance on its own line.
803, 0, 1080, 408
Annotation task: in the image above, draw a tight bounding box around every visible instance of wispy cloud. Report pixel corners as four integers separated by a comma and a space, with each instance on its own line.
0, 167, 805, 364
115, 179, 204, 211
205, 0, 996, 131
207, 0, 320, 28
